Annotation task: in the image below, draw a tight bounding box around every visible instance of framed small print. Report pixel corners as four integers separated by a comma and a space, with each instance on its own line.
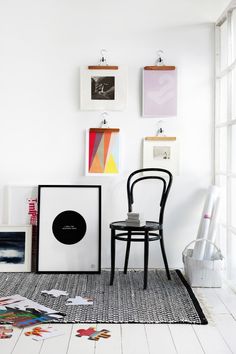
80, 67, 127, 110
0, 225, 32, 272
143, 137, 179, 175
37, 185, 101, 273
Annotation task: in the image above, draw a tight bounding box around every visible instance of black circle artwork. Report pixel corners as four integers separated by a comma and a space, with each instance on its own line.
52, 210, 87, 245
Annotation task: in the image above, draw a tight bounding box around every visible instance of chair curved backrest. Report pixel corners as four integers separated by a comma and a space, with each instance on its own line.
127, 168, 173, 225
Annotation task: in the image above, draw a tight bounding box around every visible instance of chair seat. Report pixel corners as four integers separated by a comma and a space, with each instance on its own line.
110, 220, 162, 231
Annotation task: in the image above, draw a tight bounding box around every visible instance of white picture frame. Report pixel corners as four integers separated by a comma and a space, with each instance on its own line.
80, 67, 127, 111
0, 225, 32, 272
7, 185, 38, 225
37, 185, 101, 273
143, 137, 179, 175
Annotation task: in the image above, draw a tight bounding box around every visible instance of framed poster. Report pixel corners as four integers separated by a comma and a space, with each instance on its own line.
0, 225, 32, 272
37, 185, 101, 273
80, 67, 127, 110
143, 137, 179, 175
86, 128, 120, 175
142, 68, 177, 117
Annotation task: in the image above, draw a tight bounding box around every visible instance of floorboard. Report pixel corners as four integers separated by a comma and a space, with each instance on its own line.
67, 323, 96, 354
145, 324, 176, 354
121, 324, 149, 354
11, 325, 43, 354
215, 287, 236, 318
193, 323, 232, 354
169, 325, 204, 354
40, 324, 72, 354
214, 313, 236, 353
195, 288, 229, 314
95, 324, 122, 354
0, 327, 22, 354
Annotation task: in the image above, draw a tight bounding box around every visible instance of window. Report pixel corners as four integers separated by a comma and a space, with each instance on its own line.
215, 5, 236, 283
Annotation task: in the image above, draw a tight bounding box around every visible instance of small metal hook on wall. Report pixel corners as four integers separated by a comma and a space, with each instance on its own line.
100, 112, 109, 127
99, 49, 108, 66
156, 50, 165, 66
156, 120, 165, 136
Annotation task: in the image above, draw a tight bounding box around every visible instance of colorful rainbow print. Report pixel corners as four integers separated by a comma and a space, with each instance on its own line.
88, 129, 119, 174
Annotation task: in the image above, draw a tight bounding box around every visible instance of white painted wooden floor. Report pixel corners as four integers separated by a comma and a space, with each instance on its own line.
1, 285, 236, 354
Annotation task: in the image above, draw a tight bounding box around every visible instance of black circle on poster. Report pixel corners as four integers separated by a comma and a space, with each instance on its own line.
52, 210, 87, 245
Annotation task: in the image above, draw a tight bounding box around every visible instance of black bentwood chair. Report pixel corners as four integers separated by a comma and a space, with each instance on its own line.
109, 168, 173, 290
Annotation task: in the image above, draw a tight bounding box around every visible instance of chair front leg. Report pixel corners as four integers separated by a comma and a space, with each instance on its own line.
160, 232, 171, 280
110, 229, 116, 285
144, 230, 149, 290
124, 231, 131, 274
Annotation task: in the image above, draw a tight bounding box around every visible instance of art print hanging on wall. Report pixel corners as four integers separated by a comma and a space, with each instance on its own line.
86, 128, 120, 175
91, 76, 115, 100
143, 136, 179, 175
80, 67, 126, 110
142, 67, 177, 117
37, 185, 101, 273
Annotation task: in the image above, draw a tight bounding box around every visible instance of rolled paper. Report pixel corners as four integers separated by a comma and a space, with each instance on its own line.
203, 195, 220, 260
192, 186, 220, 260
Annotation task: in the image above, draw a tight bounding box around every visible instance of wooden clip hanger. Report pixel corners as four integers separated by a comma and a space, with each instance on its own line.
88, 49, 118, 70
88, 65, 118, 70
90, 128, 120, 133
144, 50, 175, 70
145, 136, 176, 141
144, 66, 175, 70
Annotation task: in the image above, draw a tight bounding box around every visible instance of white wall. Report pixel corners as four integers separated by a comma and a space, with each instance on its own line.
0, 0, 220, 269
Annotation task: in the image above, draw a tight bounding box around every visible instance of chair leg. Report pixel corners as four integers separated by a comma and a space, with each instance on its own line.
110, 229, 116, 285
144, 230, 149, 290
160, 234, 171, 280
124, 231, 131, 274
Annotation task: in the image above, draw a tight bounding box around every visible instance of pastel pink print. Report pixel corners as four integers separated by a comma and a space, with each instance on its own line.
143, 69, 177, 117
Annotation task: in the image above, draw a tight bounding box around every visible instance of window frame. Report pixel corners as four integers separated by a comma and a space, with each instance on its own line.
215, 4, 236, 284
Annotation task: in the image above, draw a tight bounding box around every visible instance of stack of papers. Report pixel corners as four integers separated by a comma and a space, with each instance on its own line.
125, 212, 146, 226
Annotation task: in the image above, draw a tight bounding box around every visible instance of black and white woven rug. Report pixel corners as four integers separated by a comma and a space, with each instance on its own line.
0, 270, 207, 324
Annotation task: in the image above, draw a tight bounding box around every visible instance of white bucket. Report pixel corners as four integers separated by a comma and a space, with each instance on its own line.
182, 238, 223, 288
